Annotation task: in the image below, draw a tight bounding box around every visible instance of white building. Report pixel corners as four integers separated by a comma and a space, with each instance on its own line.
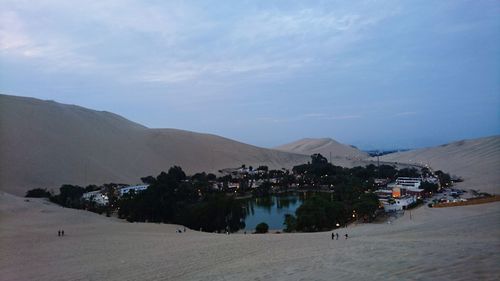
82, 190, 109, 206
382, 196, 416, 212
119, 184, 149, 196
387, 177, 424, 198
395, 177, 421, 189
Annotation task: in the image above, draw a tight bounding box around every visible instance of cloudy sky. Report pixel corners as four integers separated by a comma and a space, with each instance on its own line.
1, 0, 499, 149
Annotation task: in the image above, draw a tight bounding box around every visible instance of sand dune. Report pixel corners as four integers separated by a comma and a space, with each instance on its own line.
374, 136, 500, 194
1, 191, 499, 281
275, 138, 369, 163
0, 94, 309, 196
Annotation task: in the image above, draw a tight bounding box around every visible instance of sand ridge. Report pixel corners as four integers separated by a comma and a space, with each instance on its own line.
0, 94, 309, 196
374, 136, 500, 194
275, 137, 369, 161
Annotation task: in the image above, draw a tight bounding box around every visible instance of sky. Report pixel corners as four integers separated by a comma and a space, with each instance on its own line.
1, 0, 499, 150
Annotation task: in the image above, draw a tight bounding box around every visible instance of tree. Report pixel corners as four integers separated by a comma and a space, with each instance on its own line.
295, 196, 346, 232
141, 176, 156, 185
283, 214, 297, 232
435, 170, 452, 187
168, 166, 186, 182
255, 222, 269, 233
398, 168, 420, 178
84, 185, 100, 192
353, 193, 379, 222
52, 184, 85, 208
25, 188, 51, 198
378, 165, 397, 179
311, 153, 328, 165
254, 181, 272, 197
207, 173, 217, 181
257, 165, 268, 172
420, 181, 438, 193
117, 167, 247, 233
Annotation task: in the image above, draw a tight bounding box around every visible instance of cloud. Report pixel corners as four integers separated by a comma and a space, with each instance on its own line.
0, 11, 31, 51
394, 111, 417, 117
137, 57, 311, 85
1, 1, 392, 82
320, 115, 362, 120
232, 9, 361, 41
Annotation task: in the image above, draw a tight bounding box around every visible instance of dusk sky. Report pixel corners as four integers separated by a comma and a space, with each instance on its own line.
1, 0, 499, 150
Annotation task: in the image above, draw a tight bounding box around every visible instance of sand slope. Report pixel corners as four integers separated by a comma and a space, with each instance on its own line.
375, 136, 500, 194
1, 191, 499, 281
0, 94, 309, 196
275, 138, 369, 164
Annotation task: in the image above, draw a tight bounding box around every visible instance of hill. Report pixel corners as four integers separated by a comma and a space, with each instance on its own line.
0, 94, 309, 196
275, 138, 369, 165
376, 136, 500, 194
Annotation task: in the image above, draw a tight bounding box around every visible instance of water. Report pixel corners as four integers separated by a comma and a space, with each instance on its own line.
242, 193, 304, 231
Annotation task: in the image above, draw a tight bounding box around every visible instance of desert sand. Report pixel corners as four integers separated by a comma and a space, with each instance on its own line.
1, 191, 499, 281
375, 136, 500, 194
275, 137, 369, 162
0, 94, 309, 196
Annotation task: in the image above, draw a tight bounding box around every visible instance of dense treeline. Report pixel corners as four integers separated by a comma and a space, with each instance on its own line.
292, 154, 399, 189
283, 155, 383, 232
118, 166, 245, 232
25, 188, 51, 198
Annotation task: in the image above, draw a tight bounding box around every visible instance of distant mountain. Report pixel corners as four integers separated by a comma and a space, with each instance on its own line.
275, 138, 369, 163
364, 149, 410, 157
0, 94, 309, 196
376, 136, 500, 194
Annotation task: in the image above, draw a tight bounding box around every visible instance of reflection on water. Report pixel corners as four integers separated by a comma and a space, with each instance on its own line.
242, 193, 304, 231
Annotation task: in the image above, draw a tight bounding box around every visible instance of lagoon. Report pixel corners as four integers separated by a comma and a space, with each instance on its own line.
243, 193, 303, 231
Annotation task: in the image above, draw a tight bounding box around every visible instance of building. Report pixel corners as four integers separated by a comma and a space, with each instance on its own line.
119, 184, 149, 196
374, 178, 390, 187
388, 177, 425, 199
395, 177, 421, 189
82, 190, 109, 206
227, 182, 240, 190
374, 189, 392, 200
376, 177, 423, 212
382, 196, 416, 212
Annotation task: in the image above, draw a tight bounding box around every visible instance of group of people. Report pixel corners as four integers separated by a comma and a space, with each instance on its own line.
57, 230, 65, 237
331, 232, 348, 240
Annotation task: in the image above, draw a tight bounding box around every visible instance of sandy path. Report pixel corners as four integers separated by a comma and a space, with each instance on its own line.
1, 192, 499, 281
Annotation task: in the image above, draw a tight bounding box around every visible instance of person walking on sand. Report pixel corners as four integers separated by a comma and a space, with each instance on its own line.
345, 233, 348, 239
336, 233, 339, 240
58, 230, 61, 237
332, 232, 334, 240
62, 230, 64, 236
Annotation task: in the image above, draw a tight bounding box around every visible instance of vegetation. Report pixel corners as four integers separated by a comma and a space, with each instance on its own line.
25, 188, 51, 198
292, 196, 347, 232
117, 166, 246, 233
255, 222, 269, 233
353, 193, 380, 222
283, 214, 297, 232
397, 167, 420, 178
434, 170, 452, 187
420, 181, 439, 193
50, 184, 85, 208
